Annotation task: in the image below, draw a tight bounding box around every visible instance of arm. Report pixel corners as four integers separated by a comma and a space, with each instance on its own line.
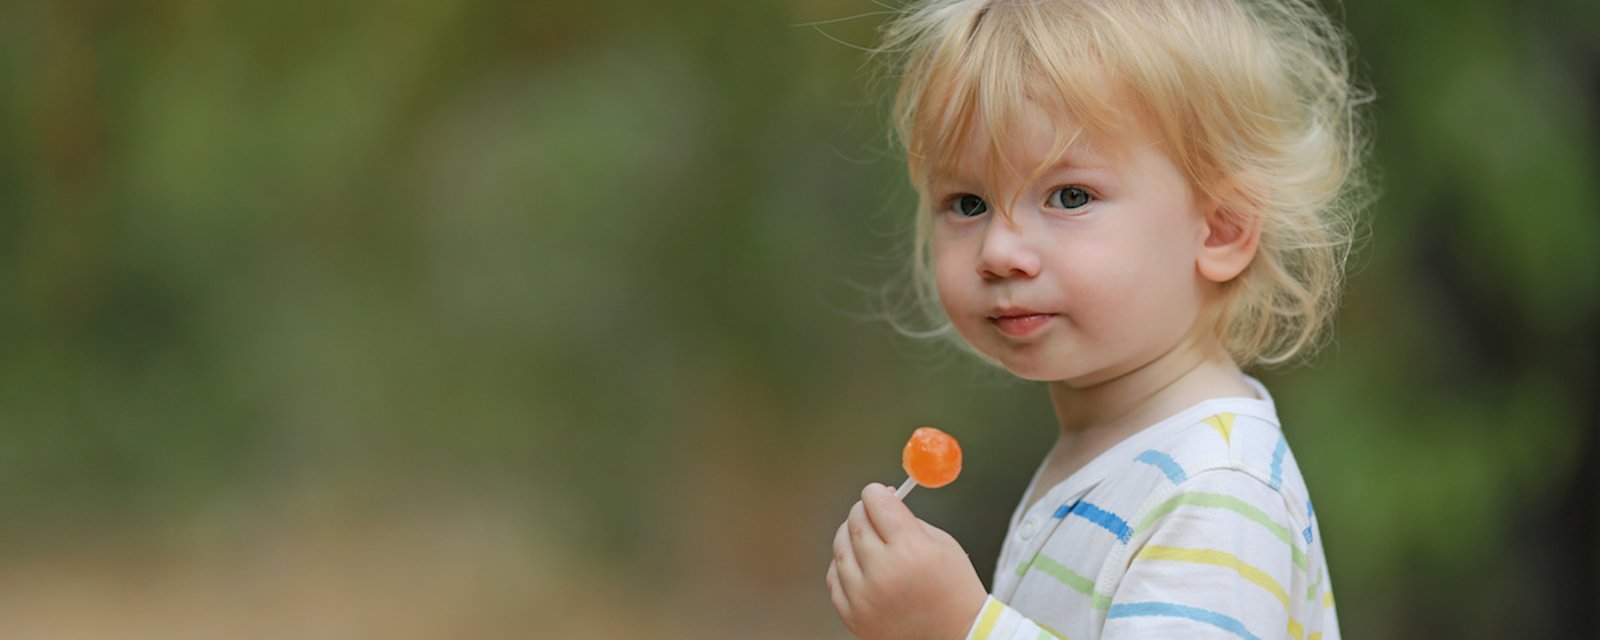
961, 596, 1068, 639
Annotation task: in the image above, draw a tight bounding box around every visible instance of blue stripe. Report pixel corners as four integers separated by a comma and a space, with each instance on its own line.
1135, 449, 1188, 484
1108, 602, 1262, 640
1268, 436, 1286, 490
1068, 501, 1131, 543
1053, 501, 1077, 519
1303, 498, 1315, 543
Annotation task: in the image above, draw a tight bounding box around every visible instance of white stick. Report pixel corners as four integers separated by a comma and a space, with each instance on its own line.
894, 477, 917, 499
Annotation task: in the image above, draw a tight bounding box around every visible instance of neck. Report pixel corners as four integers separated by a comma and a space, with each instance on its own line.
1047, 335, 1250, 437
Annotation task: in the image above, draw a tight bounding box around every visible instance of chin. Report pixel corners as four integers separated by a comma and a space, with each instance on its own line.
989, 350, 1074, 382
988, 347, 1114, 386
1010, 366, 1094, 385
1009, 369, 1065, 383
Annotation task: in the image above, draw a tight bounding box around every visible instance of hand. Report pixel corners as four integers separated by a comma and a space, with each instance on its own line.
826, 482, 988, 640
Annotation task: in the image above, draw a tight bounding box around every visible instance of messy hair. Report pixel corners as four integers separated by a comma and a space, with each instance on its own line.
872, 0, 1373, 367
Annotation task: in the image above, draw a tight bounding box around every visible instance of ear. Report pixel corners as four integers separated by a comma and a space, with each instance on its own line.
1195, 174, 1263, 284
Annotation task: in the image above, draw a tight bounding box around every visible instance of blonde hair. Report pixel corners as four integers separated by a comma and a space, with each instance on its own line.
871, 0, 1373, 367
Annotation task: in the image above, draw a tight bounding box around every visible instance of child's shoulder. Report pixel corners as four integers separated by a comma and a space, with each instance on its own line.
1130, 401, 1314, 524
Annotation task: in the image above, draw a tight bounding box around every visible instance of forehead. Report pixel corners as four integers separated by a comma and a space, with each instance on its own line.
955, 103, 1090, 172
927, 98, 1136, 187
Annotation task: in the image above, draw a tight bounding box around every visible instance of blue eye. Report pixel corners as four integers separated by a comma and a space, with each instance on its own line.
953, 194, 988, 217
1049, 187, 1092, 209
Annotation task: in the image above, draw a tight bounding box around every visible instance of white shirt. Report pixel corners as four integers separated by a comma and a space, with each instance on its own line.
966, 377, 1340, 640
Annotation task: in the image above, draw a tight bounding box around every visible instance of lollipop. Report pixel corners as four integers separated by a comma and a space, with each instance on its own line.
895, 426, 962, 498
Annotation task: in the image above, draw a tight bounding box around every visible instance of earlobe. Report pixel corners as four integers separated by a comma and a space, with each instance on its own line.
1196, 177, 1264, 284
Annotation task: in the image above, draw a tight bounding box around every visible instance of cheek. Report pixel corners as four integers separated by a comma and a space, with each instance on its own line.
930, 241, 969, 308
1055, 231, 1146, 292
1108, 203, 1202, 285
1062, 229, 1198, 322
930, 238, 996, 346
934, 269, 979, 330
1118, 235, 1206, 338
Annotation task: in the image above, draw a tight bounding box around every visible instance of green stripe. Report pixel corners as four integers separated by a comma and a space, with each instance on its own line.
1135, 492, 1307, 570
1031, 554, 1113, 610
1307, 566, 1322, 601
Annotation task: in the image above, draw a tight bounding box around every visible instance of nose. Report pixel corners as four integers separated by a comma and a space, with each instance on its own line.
977, 213, 1040, 281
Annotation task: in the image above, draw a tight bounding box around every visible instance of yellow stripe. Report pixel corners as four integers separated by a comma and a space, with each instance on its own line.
1137, 545, 1289, 609
1203, 413, 1236, 443
1309, 634, 1322, 640
972, 598, 1005, 640
1323, 590, 1335, 608
1288, 618, 1304, 640
1133, 492, 1307, 571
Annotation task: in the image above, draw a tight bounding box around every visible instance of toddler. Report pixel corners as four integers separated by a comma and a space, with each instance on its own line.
826, 0, 1369, 638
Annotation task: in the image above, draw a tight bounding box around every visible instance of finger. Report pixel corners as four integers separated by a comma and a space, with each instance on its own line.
846, 498, 887, 553
861, 482, 920, 543
833, 521, 859, 572
825, 560, 851, 618
832, 521, 865, 597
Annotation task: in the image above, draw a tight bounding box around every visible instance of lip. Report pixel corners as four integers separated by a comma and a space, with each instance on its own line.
987, 311, 1056, 337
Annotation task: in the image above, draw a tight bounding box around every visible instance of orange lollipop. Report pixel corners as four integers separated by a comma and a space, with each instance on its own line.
895, 426, 962, 498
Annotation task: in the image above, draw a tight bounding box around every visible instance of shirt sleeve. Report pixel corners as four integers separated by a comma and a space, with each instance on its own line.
1102, 468, 1300, 640
962, 595, 1065, 640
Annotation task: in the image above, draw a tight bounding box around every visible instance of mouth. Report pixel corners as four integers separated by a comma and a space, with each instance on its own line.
986, 311, 1056, 337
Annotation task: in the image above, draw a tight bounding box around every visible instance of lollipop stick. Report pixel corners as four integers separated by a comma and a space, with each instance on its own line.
894, 477, 918, 499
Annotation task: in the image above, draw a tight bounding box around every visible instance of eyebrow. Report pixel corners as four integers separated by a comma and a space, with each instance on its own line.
1041, 150, 1109, 171
930, 150, 1110, 187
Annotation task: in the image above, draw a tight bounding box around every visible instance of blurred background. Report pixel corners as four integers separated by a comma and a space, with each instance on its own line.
1, 0, 1596, 637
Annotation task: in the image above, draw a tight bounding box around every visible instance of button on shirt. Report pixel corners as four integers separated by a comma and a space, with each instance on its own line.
1017, 516, 1041, 541
967, 376, 1341, 640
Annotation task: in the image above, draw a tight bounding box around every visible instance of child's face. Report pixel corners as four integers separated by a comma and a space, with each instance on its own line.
929, 100, 1214, 386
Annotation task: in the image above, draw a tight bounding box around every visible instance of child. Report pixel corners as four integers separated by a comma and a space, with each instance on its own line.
825, 0, 1369, 638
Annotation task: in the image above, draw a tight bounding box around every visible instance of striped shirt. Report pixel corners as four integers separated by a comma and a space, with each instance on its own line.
965, 376, 1340, 640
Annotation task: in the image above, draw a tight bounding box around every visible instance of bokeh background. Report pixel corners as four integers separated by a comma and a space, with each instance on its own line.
2, 0, 1597, 637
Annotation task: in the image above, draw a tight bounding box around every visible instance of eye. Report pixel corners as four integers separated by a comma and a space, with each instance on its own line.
1048, 186, 1093, 209
951, 194, 988, 218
